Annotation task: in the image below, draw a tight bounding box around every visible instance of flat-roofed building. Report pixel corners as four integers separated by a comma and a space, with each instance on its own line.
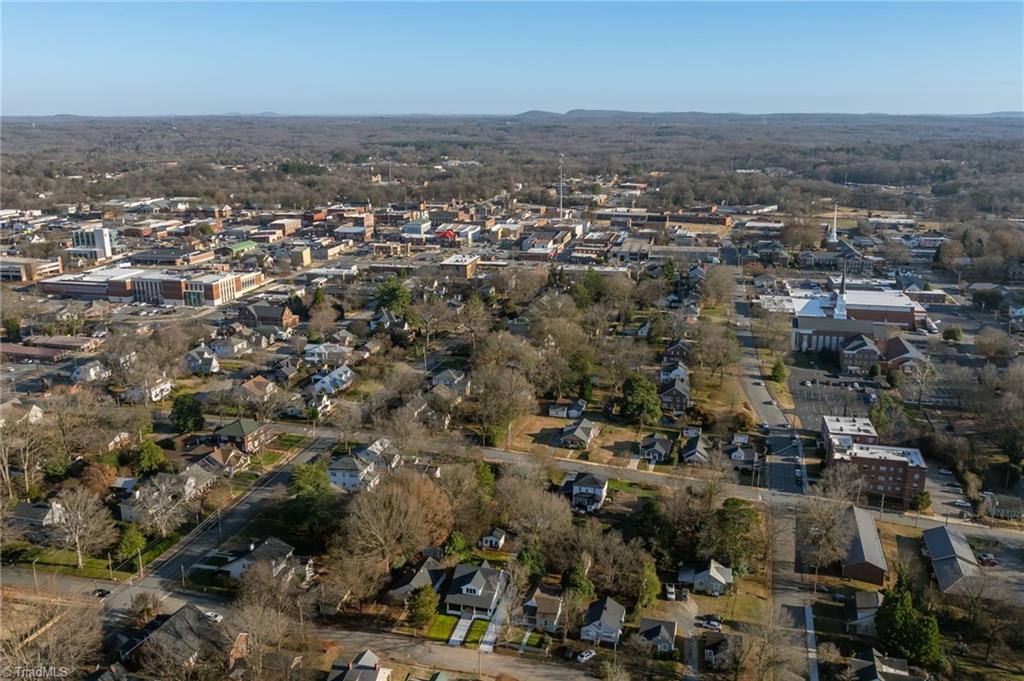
129, 248, 215, 266
830, 441, 926, 508
38, 266, 263, 307
439, 254, 480, 280
821, 416, 878, 455
0, 256, 63, 281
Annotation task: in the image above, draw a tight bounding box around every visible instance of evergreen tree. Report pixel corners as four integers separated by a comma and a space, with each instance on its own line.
116, 524, 146, 561
562, 559, 595, 601
408, 585, 440, 628
170, 392, 205, 433
621, 373, 662, 426
135, 441, 167, 474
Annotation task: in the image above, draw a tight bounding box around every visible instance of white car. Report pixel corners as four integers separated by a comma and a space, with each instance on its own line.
703, 620, 723, 631
952, 499, 972, 509
576, 649, 596, 663
665, 584, 676, 600
939, 468, 954, 476
203, 611, 224, 623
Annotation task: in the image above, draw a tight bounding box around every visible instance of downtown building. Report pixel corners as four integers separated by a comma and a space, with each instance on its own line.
38, 265, 264, 307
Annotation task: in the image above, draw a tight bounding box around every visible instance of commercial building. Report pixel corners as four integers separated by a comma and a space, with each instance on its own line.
0, 256, 63, 281
829, 441, 926, 508
439, 254, 480, 279
129, 248, 215, 266
821, 416, 878, 455
68, 226, 115, 260
38, 265, 264, 307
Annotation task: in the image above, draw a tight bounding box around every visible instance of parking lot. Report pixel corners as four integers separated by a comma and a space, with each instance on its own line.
924, 464, 976, 520
787, 366, 872, 432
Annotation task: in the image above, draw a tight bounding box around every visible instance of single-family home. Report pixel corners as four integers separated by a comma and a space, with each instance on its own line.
637, 618, 678, 653
184, 344, 220, 375
386, 557, 447, 604
431, 369, 470, 395
847, 648, 924, 681
237, 375, 277, 403
354, 438, 402, 470
519, 584, 563, 633
327, 649, 392, 681
444, 562, 508, 619
560, 418, 599, 449
10, 500, 65, 538
370, 309, 408, 332
659, 360, 689, 384
679, 559, 733, 596
126, 377, 173, 403
639, 432, 673, 463
679, 432, 711, 465
580, 596, 626, 645
71, 360, 111, 384
724, 443, 760, 472
328, 455, 379, 492
197, 445, 251, 478
563, 471, 608, 512
480, 528, 507, 550
844, 591, 884, 637
210, 336, 250, 359
663, 338, 692, 362
843, 506, 887, 586
303, 343, 351, 366
548, 403, 569, 418
218, 536, 295, 582
214, 418, 271, 453
117, 604, 241, 668
311, 366, 355, 395
660, 378, 690, 414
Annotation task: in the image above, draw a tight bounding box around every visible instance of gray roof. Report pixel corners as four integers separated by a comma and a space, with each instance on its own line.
638, 618, 677, 644
445, 562, 505, 610
391, 557, 447, 598
123, 604, 232, 664
641, 432, 672, 456
922, 526, 980, 593
246, 536, 294, 566
562, 418, 598, 443
570, 471, 606, 489
851, 647, 923, 681
583, 596, 626, 631
680, 434, 710, 463
844, 506, 887, 572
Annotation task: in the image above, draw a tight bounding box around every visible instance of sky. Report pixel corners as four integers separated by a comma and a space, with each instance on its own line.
2, 2, 1023, 116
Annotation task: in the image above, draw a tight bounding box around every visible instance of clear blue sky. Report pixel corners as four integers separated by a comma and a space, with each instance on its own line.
3, 2, 1022, 116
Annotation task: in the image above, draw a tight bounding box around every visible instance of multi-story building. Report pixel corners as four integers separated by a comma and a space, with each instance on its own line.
821, 416, 879, 455
68, 226, 115, 260
38, 266, 264, 307
0, 256, 63, 281
829, 441, 926, 508
439, 254, 480, 280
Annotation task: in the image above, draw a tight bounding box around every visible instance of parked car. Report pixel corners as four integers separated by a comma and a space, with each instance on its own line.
576, 649, 596, 663
665, 584, 676, 600
977, 552, 995, 562
794, 467, 803, 479
203, 611, 224, 623
939, 468, 954, 476
753, 380, 764, 386
832, 593, 852, 602
701, 613, 722, 623
92, 588, 111, 598
703, 620, 722, 631
952, 499, 972, 509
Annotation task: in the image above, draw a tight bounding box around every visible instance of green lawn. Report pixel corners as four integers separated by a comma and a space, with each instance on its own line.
525, 631, 545, 648
425, 614, 458, 642
273, 435, 307, 451
464, 618, 490, 647
1, 541, 133, 582
608, 479, 659, 498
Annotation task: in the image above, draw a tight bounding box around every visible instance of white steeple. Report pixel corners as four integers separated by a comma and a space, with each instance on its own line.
828, 203, 839, 243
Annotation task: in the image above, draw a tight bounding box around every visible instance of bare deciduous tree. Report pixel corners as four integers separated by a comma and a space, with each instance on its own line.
51, 487, 118, 568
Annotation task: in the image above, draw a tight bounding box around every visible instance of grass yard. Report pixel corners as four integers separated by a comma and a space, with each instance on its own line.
273, 434, 308, 451
691, 575, 769, 627
425, 614, 458, 642
525, 631, 545, 648
608, 478, 660, 498
1, 541, 134, 582
463, 618, 490, 648
470, 548, 509, 565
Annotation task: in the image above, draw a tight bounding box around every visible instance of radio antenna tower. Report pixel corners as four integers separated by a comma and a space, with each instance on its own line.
558, 153, 565, 220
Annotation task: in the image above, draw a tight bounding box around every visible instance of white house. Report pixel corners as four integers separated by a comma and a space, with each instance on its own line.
679, 559, 734, 596
126, 377, 173, 403
311, 366, 355, 395
480, 528, 507, 550
328, 455, 379, 492
219, 537, 295, 582
580, 596, 625, 645
71, 360, 111, 384
566, 472, 608, 513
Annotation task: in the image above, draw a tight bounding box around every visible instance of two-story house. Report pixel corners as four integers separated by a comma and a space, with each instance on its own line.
565, 471, 608, 512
